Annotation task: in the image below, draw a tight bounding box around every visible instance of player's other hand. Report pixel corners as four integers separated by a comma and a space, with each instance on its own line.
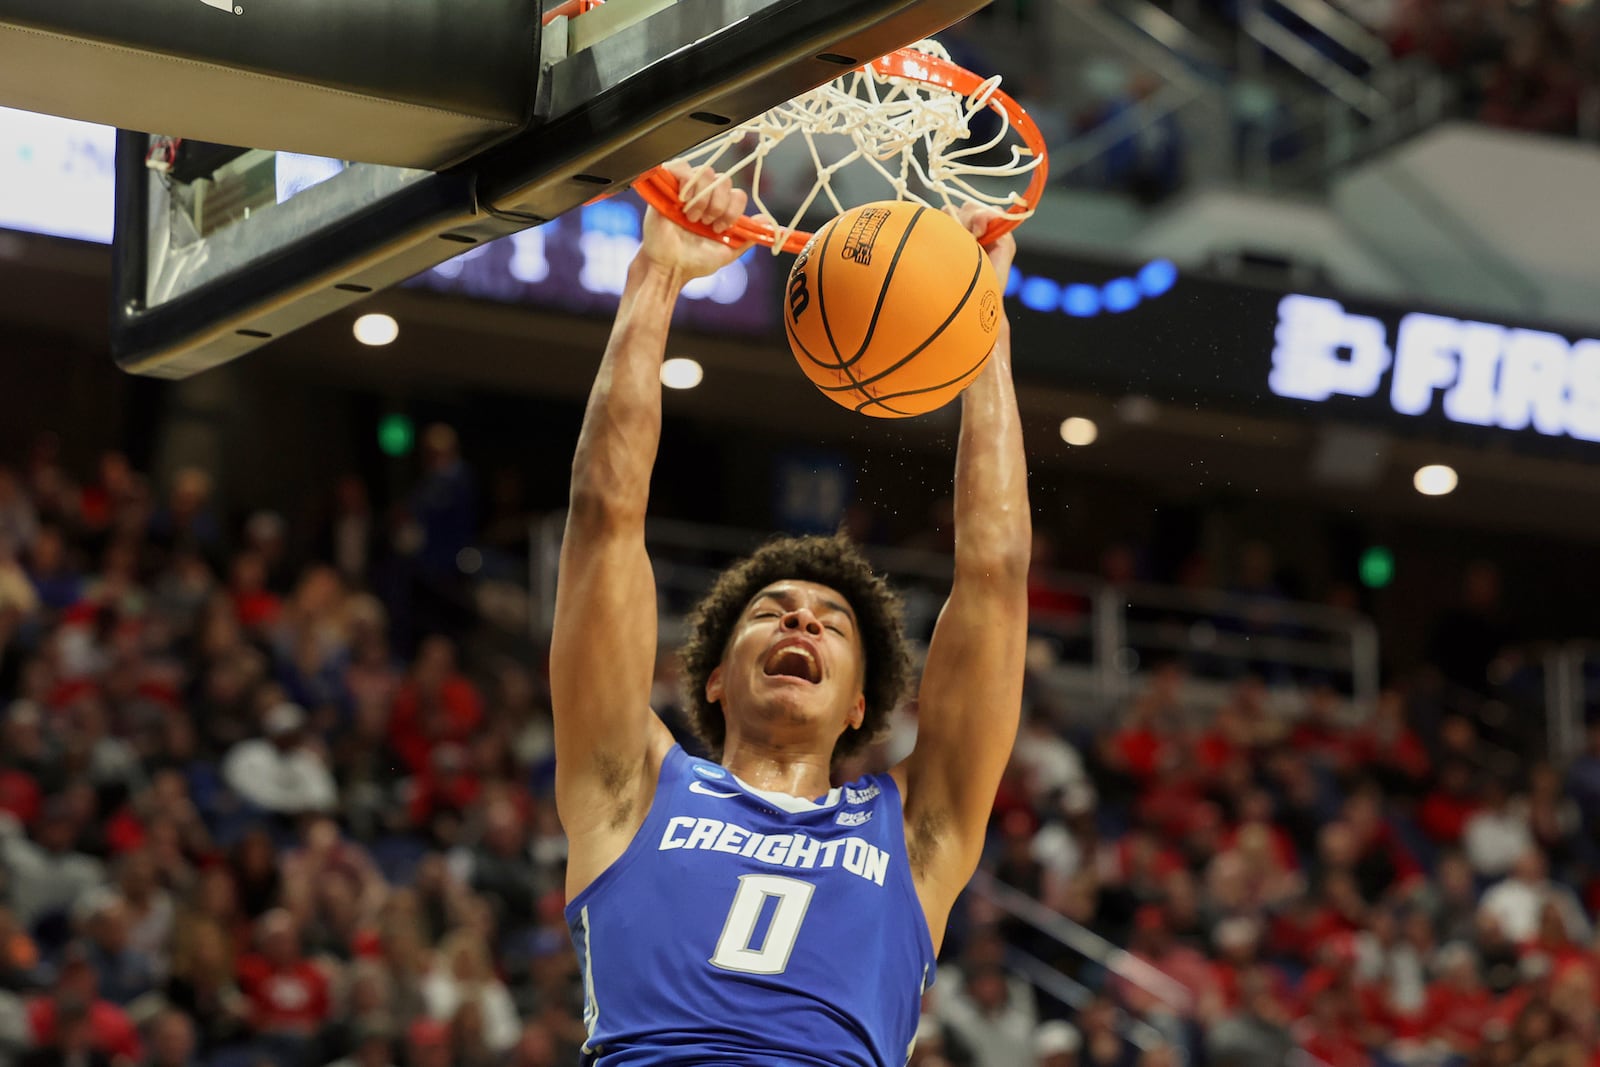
640, 160, 749, 286
951, 204, 1016, 288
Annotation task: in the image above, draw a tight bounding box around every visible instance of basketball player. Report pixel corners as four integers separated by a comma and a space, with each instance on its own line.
551, 162, 1029, 1066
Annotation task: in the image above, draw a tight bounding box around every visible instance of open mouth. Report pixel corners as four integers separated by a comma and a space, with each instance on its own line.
763, 643, 821, 684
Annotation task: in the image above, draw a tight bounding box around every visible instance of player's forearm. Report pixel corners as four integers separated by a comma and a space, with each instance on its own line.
568, 257, 681, 525
952, 327, 1030, 578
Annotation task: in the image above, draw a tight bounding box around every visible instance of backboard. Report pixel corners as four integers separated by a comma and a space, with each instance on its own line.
107, 0, 994, 378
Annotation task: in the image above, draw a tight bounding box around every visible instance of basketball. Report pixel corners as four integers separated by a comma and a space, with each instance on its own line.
783, 201, 1004, 418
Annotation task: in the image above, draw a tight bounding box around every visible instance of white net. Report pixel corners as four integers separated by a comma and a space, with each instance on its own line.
671, 40, 1044, 253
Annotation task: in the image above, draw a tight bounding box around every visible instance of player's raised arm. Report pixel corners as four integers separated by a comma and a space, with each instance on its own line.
550, 163, 748, 853
895, 210, 1031, 933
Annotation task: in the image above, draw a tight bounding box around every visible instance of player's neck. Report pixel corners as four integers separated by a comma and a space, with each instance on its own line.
720, 737, 834, 800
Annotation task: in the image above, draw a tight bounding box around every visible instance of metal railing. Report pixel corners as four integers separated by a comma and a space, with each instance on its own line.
1546, 642, 1598, 765
528, 512, 1381, 713
1102, 0, 1227, 72
972, 870, 1191, 1015
524, 512, 1590, 774
969, 0, 1456, 192
1238, 0, 1386, 120
967, 870, 1335, 1067
1224, 0, 1453, 184
968, 871, 1176, 1053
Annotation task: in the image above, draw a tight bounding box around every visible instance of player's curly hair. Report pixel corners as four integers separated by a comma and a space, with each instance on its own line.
679, 533, 912, 765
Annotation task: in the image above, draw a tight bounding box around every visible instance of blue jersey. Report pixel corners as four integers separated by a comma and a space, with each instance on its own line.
564, 745, 935, 1067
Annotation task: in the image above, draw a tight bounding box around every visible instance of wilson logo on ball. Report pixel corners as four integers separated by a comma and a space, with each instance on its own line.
788, 271, 812, 321
840, 207, 892, 266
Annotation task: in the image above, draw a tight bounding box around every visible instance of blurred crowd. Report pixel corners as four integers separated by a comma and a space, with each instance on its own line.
919, 662, 1600, 1067
0, 440, 572, 1067
0, 434, 1598, 1067
963, 0, 1600, 202
1385, 0, 1600, 136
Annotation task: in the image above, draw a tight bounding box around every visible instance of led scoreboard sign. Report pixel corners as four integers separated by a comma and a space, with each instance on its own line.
1269, 295, 1600, 444
1002, 252, 1600, 457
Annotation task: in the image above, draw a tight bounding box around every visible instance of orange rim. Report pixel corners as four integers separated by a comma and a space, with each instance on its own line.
542, 0, 602, 24
632, 47, 1050, 255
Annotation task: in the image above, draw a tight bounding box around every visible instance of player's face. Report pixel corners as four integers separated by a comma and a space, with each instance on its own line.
708, 580, 866, 744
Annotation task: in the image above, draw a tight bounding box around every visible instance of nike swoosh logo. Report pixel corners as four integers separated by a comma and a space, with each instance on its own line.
689, 781, 740, 799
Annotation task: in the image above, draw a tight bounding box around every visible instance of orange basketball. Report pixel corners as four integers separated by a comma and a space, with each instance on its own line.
783, 201, 1003, 418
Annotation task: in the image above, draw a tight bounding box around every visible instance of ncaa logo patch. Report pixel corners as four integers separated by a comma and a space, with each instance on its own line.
693, 764, 728, 780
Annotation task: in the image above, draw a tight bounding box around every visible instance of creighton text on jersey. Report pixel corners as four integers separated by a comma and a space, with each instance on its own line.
659, 816, 892, 887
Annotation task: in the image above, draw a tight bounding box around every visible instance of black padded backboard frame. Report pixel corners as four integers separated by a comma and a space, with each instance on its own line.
110, 0, 994, 378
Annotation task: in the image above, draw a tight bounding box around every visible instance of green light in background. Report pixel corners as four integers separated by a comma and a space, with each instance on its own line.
1359, 546, 1395, 589
378, 413, 415, 457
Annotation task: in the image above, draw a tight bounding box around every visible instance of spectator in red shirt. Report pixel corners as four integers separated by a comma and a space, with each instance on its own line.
1138, 770, 1209, 847
1547, 959, 1598, 1059
1420, 942, 1495, 1056
21, 994, 114, 1067
1026, 532, 1089, 623
406, 1019, 452, 1067
24, 944, 143, 1064
236, 910, 330, 1043
1194, 702, 1254, 779
77, 453, 134, 539
1342, 786, 1423, 901
1295, 870, 1369, 957
407, 744, 484, 846
1418, 761, 1481, 847
1293, 990, 1373, 1067
1353, 690, 1430, 797
0, 766, 41, 827
1106, 829, 1185, 907
1112, 907, 1214, 1026
1220, 790, 1300, 874
1297, 933, 1391, 1047
389, 636, 484, 776
230, 551, 282, 634
1290, 686, 1359, 776
1527, 898, 1589, 970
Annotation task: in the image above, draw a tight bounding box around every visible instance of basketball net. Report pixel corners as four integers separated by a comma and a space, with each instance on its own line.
646, 39, 1047, 254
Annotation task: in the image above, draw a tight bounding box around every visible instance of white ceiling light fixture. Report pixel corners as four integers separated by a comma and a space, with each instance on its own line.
1059, 416, 1099, 446
352, 313, 399, 346
660, 357, 704, 390
1413, 463, 1458, 497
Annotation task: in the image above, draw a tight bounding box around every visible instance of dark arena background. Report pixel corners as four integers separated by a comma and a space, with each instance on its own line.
1, 1, 1600, 1066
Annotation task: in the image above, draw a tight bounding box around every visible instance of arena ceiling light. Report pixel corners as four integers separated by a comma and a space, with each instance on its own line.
352, 313, 399, 347
1059, 417, 1098, 446
660, 357, 704, 390
1413, 463, 1458, 496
